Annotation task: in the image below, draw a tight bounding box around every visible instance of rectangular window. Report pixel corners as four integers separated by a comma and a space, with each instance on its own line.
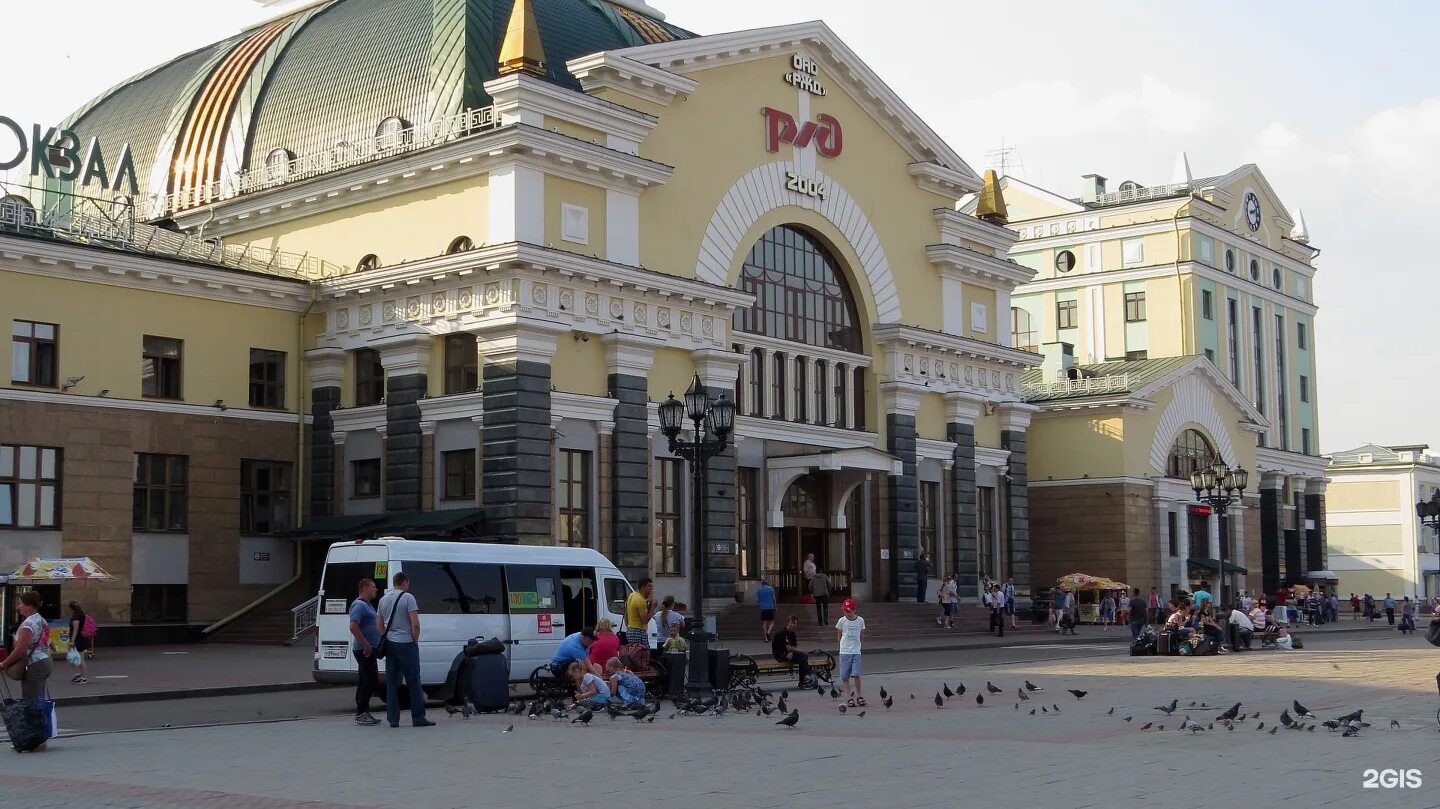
815, 360, 829, 425
443, 334, 478, 395
1301, 428, 1312, 456
131, 584, 187, 623
1167, 511, 1179, 557
1204, 348, 1215, 363
1227, 299, 1240, 385
352, 458, 381, 499
833, 362, 847, 428
404, 561, 505, 614
793, 358, 807, 423
0, 445, 61, 529
354, 349, 384, 406
556, 449, 590, 547
1196, 237, 1214, 266
1122, 239, 1145, 267
10, 320, 58, 387
1299, 375, 1309, 403
240, 460, 292, 534
1275, 313, 1288, 450
1251, 306, 1265, 416
141, 336, 183, 399
133, 453, 188, 532
1201, 289, 1213, 320
653, 458, 682, 575
1124, 292, 1146, 323
442, 449, 477, 501
919, 480, 939, 563
248, 349, 286, 409
1056, 299, 1078, 330
1125, 349, 1148, 361
1297, 321, 1307, 350
976, 486, 995, 579
737, 467, 759, 579
852, 366, 866, 431
768, 350, 783, 419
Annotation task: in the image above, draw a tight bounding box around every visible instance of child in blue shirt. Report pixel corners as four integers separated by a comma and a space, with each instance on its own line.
569, 660, 610, 707
606, 657, 647, 708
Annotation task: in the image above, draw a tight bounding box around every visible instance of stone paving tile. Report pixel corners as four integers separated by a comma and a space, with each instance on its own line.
4, 641, 1439, 809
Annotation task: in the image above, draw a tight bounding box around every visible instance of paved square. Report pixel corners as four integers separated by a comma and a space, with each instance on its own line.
4, 640, 1438, 809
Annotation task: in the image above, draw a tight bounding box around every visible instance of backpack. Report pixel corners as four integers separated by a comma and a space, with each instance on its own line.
81, 615, 98, 639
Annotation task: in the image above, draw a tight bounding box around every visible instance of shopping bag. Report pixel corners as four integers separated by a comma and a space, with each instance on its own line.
66, 648, 83, 668
39, 698, 56, 740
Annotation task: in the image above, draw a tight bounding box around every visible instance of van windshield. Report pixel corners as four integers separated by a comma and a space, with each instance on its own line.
321, 562, 387, 615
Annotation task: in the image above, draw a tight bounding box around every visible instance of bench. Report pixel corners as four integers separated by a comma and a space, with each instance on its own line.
726, 650, 835, 691
528, 658, 670, 700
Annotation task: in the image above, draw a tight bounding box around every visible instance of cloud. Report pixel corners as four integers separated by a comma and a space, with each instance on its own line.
966, 75, 1214, 142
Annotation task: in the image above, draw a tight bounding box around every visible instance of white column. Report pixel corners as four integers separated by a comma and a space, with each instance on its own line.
487, 163, 544, 245
735, 348, 749, 415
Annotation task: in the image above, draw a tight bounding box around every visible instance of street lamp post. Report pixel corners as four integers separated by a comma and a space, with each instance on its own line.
1190, 462, 1249, 611
1416, 492, 1440, 585
658, 374, 735, 695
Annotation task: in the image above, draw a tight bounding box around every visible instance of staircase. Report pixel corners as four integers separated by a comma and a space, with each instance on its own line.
206, 608, 310, 646
714, 600, 1051, 647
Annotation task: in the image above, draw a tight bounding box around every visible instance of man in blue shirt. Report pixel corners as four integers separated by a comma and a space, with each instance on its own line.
347, 578, 382, 726
1383, 593, 1396, 626
756, 579, 777, 642
550, 629, 595, 672
1192, 581, 1213, 609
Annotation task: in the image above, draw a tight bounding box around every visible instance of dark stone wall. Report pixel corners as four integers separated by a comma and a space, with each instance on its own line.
1260, 486, 1283, 593
1002, 428, 1031, 589
886, 413, 919, 600
384, 373, 426, 513
609, 372, 650, 581
309, 385, 340, 519
703, 444, 738, 601
947, 421, 978, 598
482, 359, 552, 544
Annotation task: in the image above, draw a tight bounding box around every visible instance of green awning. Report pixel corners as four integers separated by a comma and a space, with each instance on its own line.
1187, 558, 1249, 576
282, 513, 389, 539
378, 508, 486, 538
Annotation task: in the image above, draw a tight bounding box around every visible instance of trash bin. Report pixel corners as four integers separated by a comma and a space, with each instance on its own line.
662, 651, 686, 695
706, 646, 729, 692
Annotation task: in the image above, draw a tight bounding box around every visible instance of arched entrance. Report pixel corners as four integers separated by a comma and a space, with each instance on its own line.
773, 473, 866, 600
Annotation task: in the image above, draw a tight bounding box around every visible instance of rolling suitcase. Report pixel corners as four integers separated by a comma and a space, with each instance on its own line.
1157, 631, 1174, 656
1, 679, 48, 753
462, 649, 510, 713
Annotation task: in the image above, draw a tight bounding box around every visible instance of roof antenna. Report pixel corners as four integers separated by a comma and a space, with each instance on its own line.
985, 137, 1024, 178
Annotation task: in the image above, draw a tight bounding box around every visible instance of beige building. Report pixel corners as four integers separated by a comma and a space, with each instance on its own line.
1326, 444, 1440, 602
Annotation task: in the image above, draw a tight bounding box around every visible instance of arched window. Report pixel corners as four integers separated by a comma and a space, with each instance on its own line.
356, 254, 380, 272
733, 225, 861, 353
782, 474, 825, 518
265, 148, 293, 182
1167, 428, 1218, 480
446, 235, 474, 254
376, 117, 410, 148
1, 194, 37, 227
1011, 307, 1037, 352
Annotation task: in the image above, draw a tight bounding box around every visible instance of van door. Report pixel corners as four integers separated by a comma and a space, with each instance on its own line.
559, 567, 598, 634
505, 564, 563, 678
601, 576, 631, 632
400, 560, 509, 686
315, 545, 389, 682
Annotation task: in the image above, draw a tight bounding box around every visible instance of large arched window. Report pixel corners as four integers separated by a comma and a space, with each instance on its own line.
1167, 428, 1218, 480
733, 225, 862, 353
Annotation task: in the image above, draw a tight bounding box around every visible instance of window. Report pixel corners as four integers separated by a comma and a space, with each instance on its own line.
1196, 237, 1214, 266
737, 468, 758, 579
793, 357, 807, 422
919, 480, 939, 563
1124, 292, 1146, 323
1056, 299, 1078, 330
977, 486, 995, 580
1167, 511, 1179, 557
1224, 248, 1235, 273
653, 458, 683, 575
1301, 428, 1312, 456
1226, 299, 1240, 385
1011, 308, 1037, 353
131, 584, 187, 623
1299, 375, 1309, 403
556, 449, 590, 547
352, 458, 381, 498
768, 351, 783, 418
265, 148, 293, 181
354, 349, 384, 406
1249, 258, 1260, 281
814, 359, 828, 425
141, 336, 182, 399
833, 362, 847, 428
1275, 313, 1288, 451
1272, 267, 1282, 290
357, 254, 380, 272
1166, 429, 1217, 480
852, 366, 866, 431
1054, 249, 1076, 273
402, 561, 505, 615
1204, 348, 1215, 363
0, 445, 61, 529
10, 320, 58, 387
1122, 239, 1145, 266
376, 117, 410, 147
443, 334, 478, 395
733, 225, 862, 353
248, 349, 285, 409
1201, 289, 1213, 320
1297, 321, 1307, 350
442, 450, 476, 501
1251, 306, 1265, 415
1124, 349, 1149, 361
133, 454, 188, 532
446, 235, 474, 254
240, 460, 292, 534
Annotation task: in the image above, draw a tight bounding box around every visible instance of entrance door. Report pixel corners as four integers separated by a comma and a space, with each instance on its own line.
826, 529, 852, 598
505, 564, 564, 678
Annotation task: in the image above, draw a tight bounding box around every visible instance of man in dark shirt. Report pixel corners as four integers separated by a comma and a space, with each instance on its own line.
771, 615, 813, 688
1127, 588, 1149, 640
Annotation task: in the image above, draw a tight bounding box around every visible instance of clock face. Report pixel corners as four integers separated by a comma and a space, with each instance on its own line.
1243, 192, 1262, 232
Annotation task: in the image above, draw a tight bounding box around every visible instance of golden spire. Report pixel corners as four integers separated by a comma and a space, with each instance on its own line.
498, 0, 547, 77
975, 169, 1008, 225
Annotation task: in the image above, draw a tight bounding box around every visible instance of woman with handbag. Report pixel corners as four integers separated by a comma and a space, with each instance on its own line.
1, 592, 53, 751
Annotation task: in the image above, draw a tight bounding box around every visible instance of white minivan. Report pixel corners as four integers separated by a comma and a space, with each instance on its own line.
313, 538, 634, 694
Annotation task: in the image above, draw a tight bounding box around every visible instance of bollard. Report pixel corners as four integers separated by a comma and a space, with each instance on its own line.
662, 651, 686, 695
707, 646, 729, 692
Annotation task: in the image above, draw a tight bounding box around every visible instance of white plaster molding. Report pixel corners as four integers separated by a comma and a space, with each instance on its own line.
566, 51, 698, 107
331, 404, 385, 436
419, 420, 436, 436
975, 446, 1010, 470
1146, 373, 1239, 474
1255, 445, 1329, 478
601, 332, 659, 378
306, 347, 346, 388
1304, 477, 1329, 495
372, 333, 433, 376
830, 471, 870, 529
0, 387, 310, 424
880, 381, 925, 417
765, 447, 902, 528
695, 160, 901, 323
872, 323, 1037, 403
734, 416, 876, 450
552, 391, 619, 424
915, 438, 956, 466
692, 348, 743, 392
418, 391, 484, 424
471, 318, 565, 365
908, 162, 982, 200
996, 402, 1039, 432
928, 243, 1036, 293
1030, 476, 1158, 489
482, 71, 658, 146
944, 391, 985, 424
933, 208, 1019, 256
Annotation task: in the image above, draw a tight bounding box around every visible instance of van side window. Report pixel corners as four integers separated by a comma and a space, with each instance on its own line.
402, 561, 505, 614
505, 565, 559, 613
604, 578, 630, 618
560, 567, 597, 631
321, 562, 387, 613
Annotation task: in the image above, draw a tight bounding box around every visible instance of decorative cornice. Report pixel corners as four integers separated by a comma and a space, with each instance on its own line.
418, 391, 483, 424
1256, 445, 1329, 478
927, 243, 1036, 293
0, 386, 309, 424
331, 403, 385, 435
472, 318, 565, 365
974, 445, 1011, 469
934, 208, 1019, 254
909, 162, 981, 200
0, 234, 312, 312
872, 322, 1039, 402
944, 391, 984, 424
601, 333, 660, 378
483, 71, 658, 150
566, 51, 698, 107
372, 333, 432, 376
879, 381, 925, 417
306, 347, 346, 388
692, 348, 743, 392
996, 402, 1038, 432
734, 415, 877, 451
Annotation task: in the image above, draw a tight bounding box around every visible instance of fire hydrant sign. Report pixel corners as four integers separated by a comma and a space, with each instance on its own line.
537, 613, 552, 634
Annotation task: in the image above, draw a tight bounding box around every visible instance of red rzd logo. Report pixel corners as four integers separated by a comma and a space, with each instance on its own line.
762, 107, 843, 158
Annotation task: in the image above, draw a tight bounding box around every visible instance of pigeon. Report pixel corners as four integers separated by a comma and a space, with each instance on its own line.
1279, 709, 1295, 728
1107, 707, 1114, 715
462, 703, 473, 719
883, 696, 893, 709
781, 689, 789, 700
817, 684, 826, 697
910, 694, 916, 700
1306, 725, 1315, 732
943, 684, 954, 698
1155, 699, 1178, 715
1322, 720, 1342, 731
1335, 709, 1363, 724
1216, 703, 1241, 722
1157, 725, 1164, 731
1268, 727, 1278, 735
775, 709, 799, 728
1014, 703, 1020, 711
1024, 681, 1042, 691
858, 711, 865, 718
956, 684, 966, 697
829, 687, 840, 700
1208, 723, 1213, 730
1123, 716, 1132, 722
935, 693, 945, 709
1140, 722, 1153, 730
1190, 725, 1206, 734
976, 694, 984, 706
986, 682, 1002, 694
838, 704, 847, 714
572, 708, 594, 725
777, 697, 787, 713
502, 724, 513, 733
606, 704, 623, 720
878, 688, 887, 700
1041, 706, 1047, 714
761, 704, 775, 716
1029, 708, 1036, 716
1341, 726, 1360, 738
444, 704, 462, 716
1256, 722, 1264, 730
633, 706, 652, 722
645, 715, 655, 723
1293, 700, 1316, 719
1067, 689, 1087, 700
1052, 705, 1062, 713
1390, 720, 1401, 729
667, 713, 675, 720
1237, 713, 1247, 721
1018, 689, 1029, 702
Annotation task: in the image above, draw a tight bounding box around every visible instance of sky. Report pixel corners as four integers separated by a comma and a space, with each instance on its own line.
3, 0, 1435, 455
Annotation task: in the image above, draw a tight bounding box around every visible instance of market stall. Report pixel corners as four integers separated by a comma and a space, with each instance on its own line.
4, 557, 113, 656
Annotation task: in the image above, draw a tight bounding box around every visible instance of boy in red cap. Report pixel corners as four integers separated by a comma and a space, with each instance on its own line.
834, 598, 866, 707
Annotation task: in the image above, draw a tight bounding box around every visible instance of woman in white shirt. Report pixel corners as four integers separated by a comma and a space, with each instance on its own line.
1, 591, 54, 701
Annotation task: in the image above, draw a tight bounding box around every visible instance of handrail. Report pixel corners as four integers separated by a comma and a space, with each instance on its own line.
201, 550, 304, 639
291, 594, 321, 641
